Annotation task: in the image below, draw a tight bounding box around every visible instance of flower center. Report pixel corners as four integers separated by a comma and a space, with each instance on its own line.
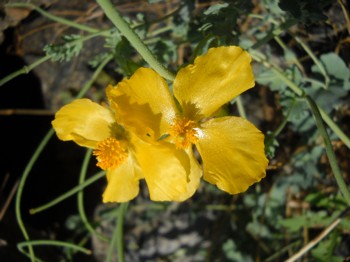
169, 117, 199, 149
93, 137, 128, 170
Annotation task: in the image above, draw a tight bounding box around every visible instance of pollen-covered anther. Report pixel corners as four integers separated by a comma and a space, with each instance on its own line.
169, 117, 199, 149
93, 137, 128, 170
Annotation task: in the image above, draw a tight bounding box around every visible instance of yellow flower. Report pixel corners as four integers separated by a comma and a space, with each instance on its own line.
52, 96, 201, 202
108, 46, 268, 195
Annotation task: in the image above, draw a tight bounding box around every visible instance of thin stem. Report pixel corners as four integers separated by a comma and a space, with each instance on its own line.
319, 108, 350, 149
236, 96, 247, 119
291, 33, 330, 88
6, 3, 101, 34
274, 36, 304, 72
17, 240, 92, 257
30, 171, 105, 214
0, 56, 51, 86
273, 99, 296, 137
0, 31, 111, 87
96, 0, 175, 81
76, 53, 113, 99
304, 77, 327, 89
117, 203, 128, 262
15, 128, 55, 261
78, 149, 109, 242
106, 203, 129, 262
305, 95, 350, 205
147, 25, 173, 38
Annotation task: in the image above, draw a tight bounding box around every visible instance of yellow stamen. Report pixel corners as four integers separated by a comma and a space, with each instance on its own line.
169, 117, 199, 149
93, 137, 128, 170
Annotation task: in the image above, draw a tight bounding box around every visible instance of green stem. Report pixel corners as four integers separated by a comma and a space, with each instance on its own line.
148, 25, 173, 37
0, 56, 51, 86
30, 171, 105, 214
271, 99, 296, 138
15, 128, 55, 261
96, 0, 175, 81
274, 36, 304, 72
76, 53, 113, 99
236, 96, 247, 119
117, 203, 128, 262
291, 33, 330, 88
17, 240, 91, 257
319, 108, 350, 148
78, 149, 109, 242
0, 31, 111, 87
106, 203, 129, 262
304, 77, 327, 89
305, 95, 350, 205
6, 3, 102, 34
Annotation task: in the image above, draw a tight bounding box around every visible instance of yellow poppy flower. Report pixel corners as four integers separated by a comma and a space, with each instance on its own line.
52, 96, 201, 202
108, 46, 268, 195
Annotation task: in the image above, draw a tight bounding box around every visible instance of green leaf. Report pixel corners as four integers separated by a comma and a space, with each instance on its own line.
312, 53, 350, 90
305, 192, 347, 210
279, 216, 307, 232
105, 28, 122, 50
311, 231, 342, 262
222, 239, 253, 262
44, 34, 83, 62
279, 211, 330, 232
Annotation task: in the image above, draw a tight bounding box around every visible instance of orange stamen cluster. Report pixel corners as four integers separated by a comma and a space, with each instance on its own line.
93, 137, 128, 170
169, 117, 199, 149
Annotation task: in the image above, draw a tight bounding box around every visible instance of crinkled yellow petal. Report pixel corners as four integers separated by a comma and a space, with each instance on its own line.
134, 136, 201, 201
102, 154, 143, 203
173, 46, 255, 119
107, 68, 178, 141
52, 99, 114, 148
196, 117, 268, 194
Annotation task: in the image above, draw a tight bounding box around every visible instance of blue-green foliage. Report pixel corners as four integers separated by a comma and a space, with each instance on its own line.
44, 34, 83, 62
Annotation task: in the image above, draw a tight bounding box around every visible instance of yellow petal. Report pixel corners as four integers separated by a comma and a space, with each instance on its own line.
134, 136, 201, 201
107, 68, 178, 141
52, 99, 115, 148
102, 154, 143, 203
174, 46, 255, 119
196, 117, 268, 194
182, 148, 202, 200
